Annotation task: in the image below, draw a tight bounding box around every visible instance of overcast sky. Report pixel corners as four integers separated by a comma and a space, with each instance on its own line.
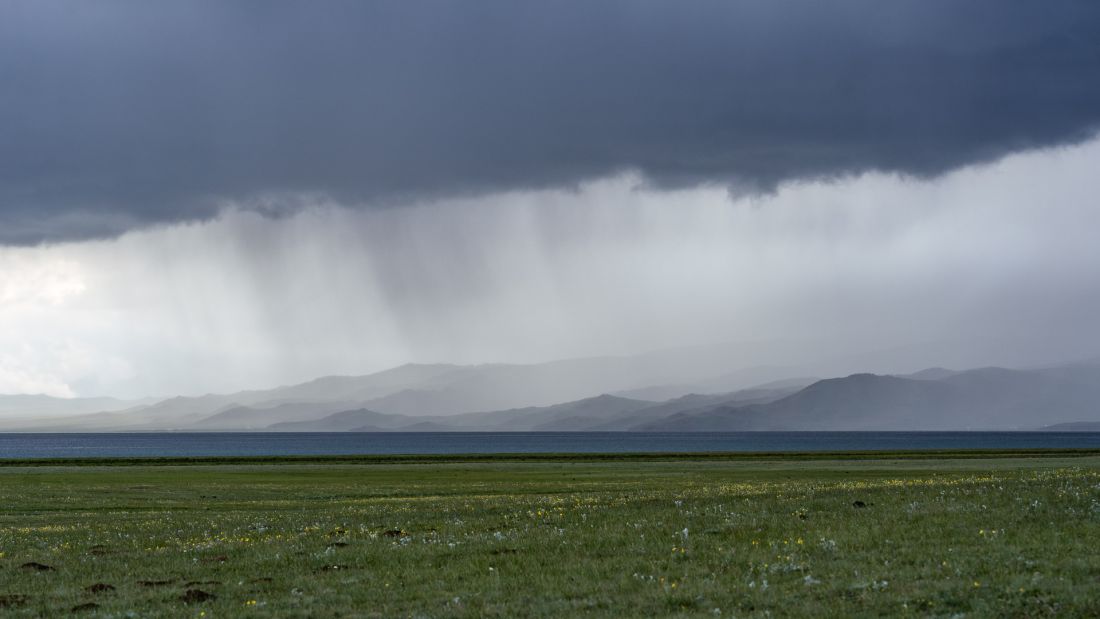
2, 1, 1100, 397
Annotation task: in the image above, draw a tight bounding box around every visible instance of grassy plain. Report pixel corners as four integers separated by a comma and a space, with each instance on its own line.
0, 452, 1097, 617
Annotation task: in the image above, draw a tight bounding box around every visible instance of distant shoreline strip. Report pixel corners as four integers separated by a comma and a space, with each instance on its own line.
1, 448, 1098, 467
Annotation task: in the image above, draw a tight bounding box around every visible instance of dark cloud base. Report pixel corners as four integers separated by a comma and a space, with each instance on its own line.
3, 1, 1100, 243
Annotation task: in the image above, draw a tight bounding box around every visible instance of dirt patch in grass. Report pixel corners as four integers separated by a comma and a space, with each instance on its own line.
20, 562, 55, 572
180, 589, 216, 603
85, 583, 115, 594
0, 595, 28, 608
315, 564, 350, 573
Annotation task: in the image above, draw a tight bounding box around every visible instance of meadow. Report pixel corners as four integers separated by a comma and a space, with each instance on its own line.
0, 452, 1098, 617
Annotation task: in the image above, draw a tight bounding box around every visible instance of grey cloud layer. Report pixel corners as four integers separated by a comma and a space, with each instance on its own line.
5, 137, 1100, 398
3, 1, 1100, 243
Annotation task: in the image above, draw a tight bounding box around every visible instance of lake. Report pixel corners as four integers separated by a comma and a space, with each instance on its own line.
0, 431, 1098, 459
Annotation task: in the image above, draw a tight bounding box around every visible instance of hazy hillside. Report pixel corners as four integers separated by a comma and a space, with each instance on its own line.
590, 386, 802, 431
0, 346, 818, 430
499, 394, 655, 431
641, 363, 1100, 431
352, 357, 804, 416
640, 374, 958, 431
266, 395, 654, 433
257, 364, 463, 403
0, 395, 227, 431
613, 368, 813, 401
897, 367, 958, 380
0, 364, 465, 431
188, 401, 367, 431
263, 387, 804, 433
389, 394, 658, 432
5, 354, 1100, 432
0, 394, 155, 422
269, 409, 407, 432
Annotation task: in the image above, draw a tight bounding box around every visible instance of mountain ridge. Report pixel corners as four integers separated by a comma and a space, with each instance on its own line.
2, 356, 1099, 433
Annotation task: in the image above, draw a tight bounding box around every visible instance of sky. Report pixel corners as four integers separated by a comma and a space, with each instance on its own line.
2, 1, 1100, 398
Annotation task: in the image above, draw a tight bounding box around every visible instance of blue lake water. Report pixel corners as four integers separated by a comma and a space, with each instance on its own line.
0, 431, 1098, 459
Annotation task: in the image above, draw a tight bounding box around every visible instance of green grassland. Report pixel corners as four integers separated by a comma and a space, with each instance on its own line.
0, 452, 1098, 617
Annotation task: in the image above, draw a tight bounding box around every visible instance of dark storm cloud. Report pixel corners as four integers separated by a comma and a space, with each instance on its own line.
2, 0, 1100, 244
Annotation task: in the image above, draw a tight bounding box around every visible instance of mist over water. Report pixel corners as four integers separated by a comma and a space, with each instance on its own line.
2, 138, 1100, 399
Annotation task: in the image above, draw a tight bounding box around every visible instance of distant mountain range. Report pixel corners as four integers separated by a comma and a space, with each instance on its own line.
1, 354, 1099, 433
640, 364, 1100, 431
0, 394, 156, 420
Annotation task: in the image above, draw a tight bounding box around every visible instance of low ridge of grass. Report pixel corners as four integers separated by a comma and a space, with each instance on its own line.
0, 454, 1097, 616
